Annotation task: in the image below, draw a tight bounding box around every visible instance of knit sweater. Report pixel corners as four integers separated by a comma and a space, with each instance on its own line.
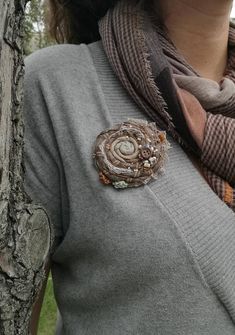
23, 40, 235, 335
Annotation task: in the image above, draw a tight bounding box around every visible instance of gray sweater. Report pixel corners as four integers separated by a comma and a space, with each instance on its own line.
23, 40, 235, 334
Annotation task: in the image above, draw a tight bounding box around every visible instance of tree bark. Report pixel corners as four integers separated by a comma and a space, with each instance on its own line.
0, 1, 51, 334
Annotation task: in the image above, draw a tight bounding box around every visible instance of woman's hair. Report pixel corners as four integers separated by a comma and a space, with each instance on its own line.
44, 0, 156, 44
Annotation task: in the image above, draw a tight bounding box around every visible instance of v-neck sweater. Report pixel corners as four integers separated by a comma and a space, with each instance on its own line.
23, 40, 235, 334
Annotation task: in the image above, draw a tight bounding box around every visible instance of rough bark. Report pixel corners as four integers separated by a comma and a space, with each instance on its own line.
0, 1, 51, 334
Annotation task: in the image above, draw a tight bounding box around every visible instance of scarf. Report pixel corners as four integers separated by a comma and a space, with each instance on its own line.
98, 0, 235, 212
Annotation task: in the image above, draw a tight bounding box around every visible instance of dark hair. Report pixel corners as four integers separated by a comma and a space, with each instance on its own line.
44, 0, 156, 44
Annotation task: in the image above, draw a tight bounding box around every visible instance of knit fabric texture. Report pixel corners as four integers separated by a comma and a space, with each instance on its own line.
23, 41, 235, 334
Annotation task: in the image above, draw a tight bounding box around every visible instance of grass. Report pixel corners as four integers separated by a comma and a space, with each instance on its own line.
38, 274, 57, 335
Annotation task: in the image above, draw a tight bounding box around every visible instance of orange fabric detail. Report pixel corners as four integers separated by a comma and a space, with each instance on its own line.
224, 182, 234, 205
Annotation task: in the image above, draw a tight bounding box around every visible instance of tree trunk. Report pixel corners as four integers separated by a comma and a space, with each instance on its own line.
0, 1, 51, 334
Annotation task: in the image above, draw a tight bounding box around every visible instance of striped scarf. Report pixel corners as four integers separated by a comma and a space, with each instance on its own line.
99, 0, 235, 212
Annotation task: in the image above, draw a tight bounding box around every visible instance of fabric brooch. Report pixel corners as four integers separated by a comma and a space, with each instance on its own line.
92, 119, 170, 189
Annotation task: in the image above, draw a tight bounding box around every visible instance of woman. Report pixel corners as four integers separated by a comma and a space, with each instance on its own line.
23, 0, 235, 334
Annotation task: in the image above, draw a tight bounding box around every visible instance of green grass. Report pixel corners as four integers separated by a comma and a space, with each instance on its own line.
38, 274, 57, 335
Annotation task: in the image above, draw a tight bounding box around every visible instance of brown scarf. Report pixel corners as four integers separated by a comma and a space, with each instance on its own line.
98, 0, 235, 212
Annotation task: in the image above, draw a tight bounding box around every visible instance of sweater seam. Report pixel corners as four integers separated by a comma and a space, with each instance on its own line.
144, 183, 232, 317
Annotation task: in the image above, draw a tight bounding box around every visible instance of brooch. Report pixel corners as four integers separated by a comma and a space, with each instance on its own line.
92, 119, 170, 189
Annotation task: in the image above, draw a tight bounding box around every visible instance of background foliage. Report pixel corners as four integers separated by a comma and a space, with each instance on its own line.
38, 275, 57, 335
23, 0, 53, 55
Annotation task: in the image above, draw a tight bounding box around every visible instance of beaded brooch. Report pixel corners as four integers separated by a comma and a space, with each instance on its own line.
92, 119, 170, 189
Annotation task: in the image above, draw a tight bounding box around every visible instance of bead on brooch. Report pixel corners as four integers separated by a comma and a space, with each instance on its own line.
92, 118, 170, 189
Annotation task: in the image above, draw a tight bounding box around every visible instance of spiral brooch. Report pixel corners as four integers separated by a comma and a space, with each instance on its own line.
92, 119, 170, 189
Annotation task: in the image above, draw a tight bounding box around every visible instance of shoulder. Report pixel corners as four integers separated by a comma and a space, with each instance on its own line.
24, 41, 103, 78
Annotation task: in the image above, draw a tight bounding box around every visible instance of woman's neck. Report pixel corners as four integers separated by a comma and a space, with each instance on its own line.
158, 0, 232, 82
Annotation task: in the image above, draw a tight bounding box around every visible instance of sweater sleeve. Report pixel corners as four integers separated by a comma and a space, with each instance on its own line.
201, 113, 235, 187
22, 55, 64, 244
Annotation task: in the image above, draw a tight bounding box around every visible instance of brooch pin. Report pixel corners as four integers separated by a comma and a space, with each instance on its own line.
92, 118, 170, 189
